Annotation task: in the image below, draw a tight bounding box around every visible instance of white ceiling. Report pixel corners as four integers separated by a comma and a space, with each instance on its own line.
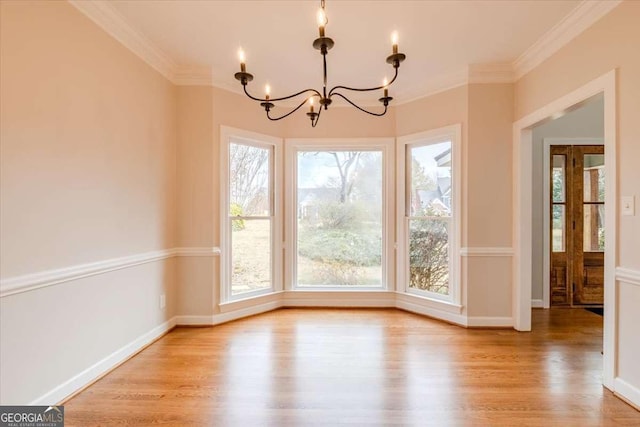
102, 0, 585, 104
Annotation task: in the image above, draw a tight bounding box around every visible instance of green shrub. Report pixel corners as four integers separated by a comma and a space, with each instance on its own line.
409, 220, 449, 294
230, 203, 245, 231
298, 228, 381, 267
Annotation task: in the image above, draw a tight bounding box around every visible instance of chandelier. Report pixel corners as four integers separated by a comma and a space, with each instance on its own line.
234, 0, 406, 127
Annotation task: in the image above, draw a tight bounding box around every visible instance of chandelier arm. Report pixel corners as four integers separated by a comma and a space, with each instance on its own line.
311, 105, 323, 128
331, 93, 389, 117
328, 67, 399, 97
265, 98, 311, 121
244, 85, 321, 103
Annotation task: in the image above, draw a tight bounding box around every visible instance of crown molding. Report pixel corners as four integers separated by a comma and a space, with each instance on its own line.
513, 0, 622, 80
173, 66, 213, 86
468, 63, 514, 84
395, 67, 468, 106
68, 0, 622, 99
68, 0, 176, 82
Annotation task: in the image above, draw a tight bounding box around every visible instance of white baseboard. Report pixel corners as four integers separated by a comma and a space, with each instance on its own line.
175, 300, 282, 326
531, 299, 544, 308
467, 316, 513, 327
284, 297, 395, 308
173, 315, 215, 326
211, 300, 282, 325
30, 317, 176, 406
396, 299, 467, 327
614, 377, 640, 410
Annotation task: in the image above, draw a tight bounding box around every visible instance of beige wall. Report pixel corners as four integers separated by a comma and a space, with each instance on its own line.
395, 86, 468, 138
515, 0, 640, 403
176, 87, 216, 316
0, 1, 177, 404
465, 83, 514, 317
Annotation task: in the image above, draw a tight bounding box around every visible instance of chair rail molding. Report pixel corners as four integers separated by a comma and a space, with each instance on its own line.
0, 247, 220, 298
460, 247, 514, 257
616, 267, 640, 287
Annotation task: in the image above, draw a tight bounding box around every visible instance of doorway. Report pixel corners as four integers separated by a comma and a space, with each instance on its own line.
512, 70, 616, 389
549, 144, 605, 307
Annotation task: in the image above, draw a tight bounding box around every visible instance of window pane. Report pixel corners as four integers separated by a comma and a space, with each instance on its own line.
229, 142, 271, 216
552, 205, 565, 252
583, 204, 604, 252
552, 155, 566, 203
583, 154, 605, 202
409, 142, 452, 216
409, 218, 449, 295
296, 151, 382, 287
231, 219, 271, 295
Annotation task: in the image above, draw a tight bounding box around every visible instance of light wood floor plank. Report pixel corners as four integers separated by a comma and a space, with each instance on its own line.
64, 308, 640, 426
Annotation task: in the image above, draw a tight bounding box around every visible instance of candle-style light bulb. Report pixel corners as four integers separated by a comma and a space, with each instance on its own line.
265, 84, 271, 100
238, 48, 246, 72
391, 31, 399, 54
317, 8, 327, 37
309, 97, 315, 113
383, 77, 389, 98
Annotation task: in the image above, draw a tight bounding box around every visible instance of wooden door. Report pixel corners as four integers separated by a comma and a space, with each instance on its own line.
550, 145, 605, 307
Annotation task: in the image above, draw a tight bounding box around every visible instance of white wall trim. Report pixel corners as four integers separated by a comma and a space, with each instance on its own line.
460, 247, 514, 257
30, 316, 176, 405
283, 291, 396, 308
174, 247, 221, 257
513, 0, 622, 80
531, 299, 544, 308
616, 267, 640, 288
212, 300, 282, 324
0, 249, 174, 298
68, 0, 176, 82
614, 377, 640, 411
173, 315, 216, 326
0, 247, 220, 298
466, 316, 513, 328
175, 300, 282, 326
173, 66, 213, 86
396, 298, 467, 327
395, 292, 464, 315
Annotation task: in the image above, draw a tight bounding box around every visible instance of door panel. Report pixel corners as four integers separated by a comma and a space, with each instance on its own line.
549, 145, 604, 307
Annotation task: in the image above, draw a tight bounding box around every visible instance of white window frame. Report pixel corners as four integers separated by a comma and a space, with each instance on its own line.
396, 124, 461, 305
220, 126, 283, 303
284, 138, 395, 291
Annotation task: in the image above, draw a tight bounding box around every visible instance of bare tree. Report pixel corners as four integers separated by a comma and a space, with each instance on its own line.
329, 152, 361, 203
230, 143, 269, 214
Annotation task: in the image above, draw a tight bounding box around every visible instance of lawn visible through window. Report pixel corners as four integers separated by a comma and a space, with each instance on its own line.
229, 141, 272, 296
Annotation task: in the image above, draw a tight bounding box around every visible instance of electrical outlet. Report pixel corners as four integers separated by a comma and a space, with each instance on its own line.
621, 196, 635, 216
160, 294, 166, 309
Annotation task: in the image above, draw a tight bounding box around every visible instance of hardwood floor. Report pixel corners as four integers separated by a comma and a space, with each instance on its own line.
64, 308, 640, 426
